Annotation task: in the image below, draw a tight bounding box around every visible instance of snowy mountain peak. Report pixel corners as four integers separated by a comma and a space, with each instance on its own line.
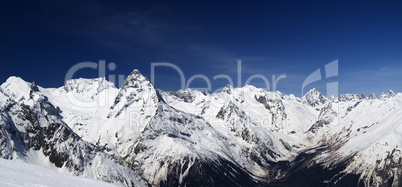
120, 69, 148, 89
165, 89, 197, 103
63, 77, 116, 95
241, 84, 257, 91
338, 93, 365, 102
0, 76, 31, 101
221, 84, 234, 94
380, 90, 396, 99
305, 88, 319, 94
108, 69, 158, 119
368, 92, 378, 99
302, 88, 328, 107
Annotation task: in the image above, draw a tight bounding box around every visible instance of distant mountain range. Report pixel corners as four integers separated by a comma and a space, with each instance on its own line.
0, 69, 400, 186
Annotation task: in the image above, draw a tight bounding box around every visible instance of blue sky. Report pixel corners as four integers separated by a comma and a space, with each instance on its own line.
1, 0, 402, 97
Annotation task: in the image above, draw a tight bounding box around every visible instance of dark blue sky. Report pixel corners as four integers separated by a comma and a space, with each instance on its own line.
1, 0, 402, 96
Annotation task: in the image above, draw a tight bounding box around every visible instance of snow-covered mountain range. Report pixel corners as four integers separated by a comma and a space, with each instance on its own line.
0, 69, 400, 186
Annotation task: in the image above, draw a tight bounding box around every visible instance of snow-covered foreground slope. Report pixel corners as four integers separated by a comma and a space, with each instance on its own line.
0, 69, 401, 186
0, 158, 117, 187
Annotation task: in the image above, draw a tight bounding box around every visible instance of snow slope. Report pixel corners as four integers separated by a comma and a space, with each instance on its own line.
0, 158, 117, 187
